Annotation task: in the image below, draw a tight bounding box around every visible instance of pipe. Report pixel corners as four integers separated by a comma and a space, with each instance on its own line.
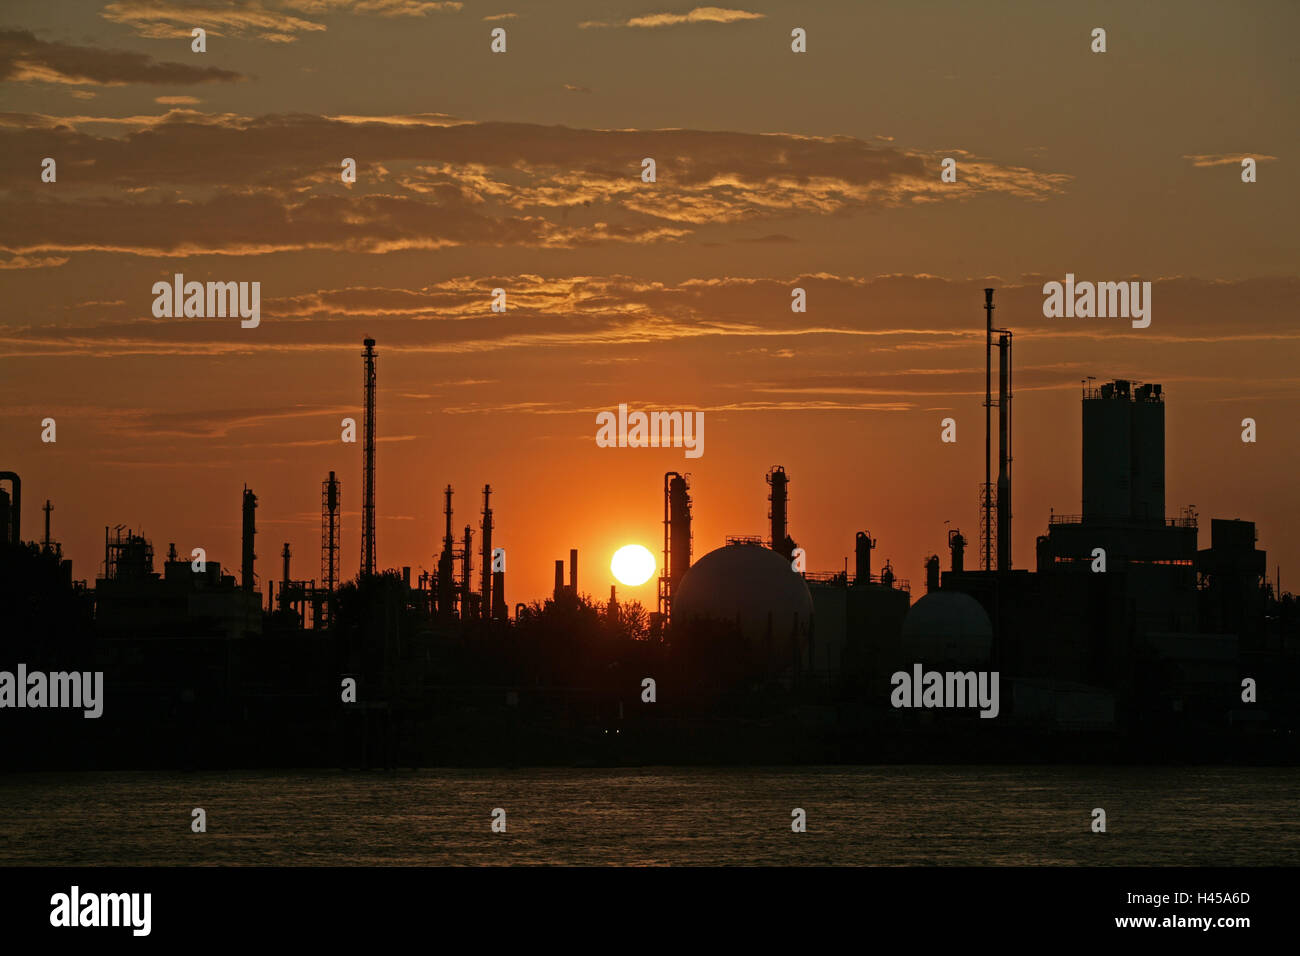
997, 330, 1013, 571
984, 289, 994, 572
480, 485, 493, 620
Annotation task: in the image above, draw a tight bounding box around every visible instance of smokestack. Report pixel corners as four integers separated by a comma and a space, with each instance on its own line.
241, 486, 257, 592
855, 531, 875, 584
767, 466, 793, 560
948, 528, 966, 574
661, 472, 692, 619
492, 569, 505, 620
42, 499, 52, 552
402, 566, 410, 588
554, 560, 565, 600
322, 471, 340, 624
361, 338, 377, 578
0, 472, 20, 545
997, 330, 1013, 571
480, 485, 493, 621
569, 548, 577, 594
983, 289, 994, 572
925, 554, 940, 593
282, 542, 291, 584
438, 485, 455, 620
461, 524, 474, 620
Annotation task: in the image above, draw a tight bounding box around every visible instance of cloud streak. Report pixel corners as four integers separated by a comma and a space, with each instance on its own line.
101, 0, 462, 42
0, 29, 244, 86
582, 6, 764, 29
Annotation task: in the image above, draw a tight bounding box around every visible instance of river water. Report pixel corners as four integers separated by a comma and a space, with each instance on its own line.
1, 765, 1296, 865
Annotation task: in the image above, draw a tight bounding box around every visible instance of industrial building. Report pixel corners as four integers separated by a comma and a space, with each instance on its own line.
1, 312, 1296, 769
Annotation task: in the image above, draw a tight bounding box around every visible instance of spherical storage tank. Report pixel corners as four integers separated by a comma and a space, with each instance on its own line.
900, 591, 993, 663
673, 542, 814, 645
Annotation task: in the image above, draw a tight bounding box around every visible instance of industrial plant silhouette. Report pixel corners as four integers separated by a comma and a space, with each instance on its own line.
2, 291, 1296, 769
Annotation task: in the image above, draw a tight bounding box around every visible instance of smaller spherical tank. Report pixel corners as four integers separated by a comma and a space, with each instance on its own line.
901, 591, 993, 664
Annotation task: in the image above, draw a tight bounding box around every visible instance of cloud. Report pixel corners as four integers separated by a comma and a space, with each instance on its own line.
0, 113, 1071, 258
0, 29, 244, 86
3, 274, 1296, 360
1183, 153, 1278, 167
289, 0, 462, 15
563, 83, 592, 94
101, 0, 462, 42
100, 1, 326, 41
156, 95, 201, 105
0, 253, 67, 270
581, 6, 764, 29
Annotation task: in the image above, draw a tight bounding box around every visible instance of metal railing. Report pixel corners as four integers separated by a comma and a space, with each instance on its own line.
1049, 514, 1196, 528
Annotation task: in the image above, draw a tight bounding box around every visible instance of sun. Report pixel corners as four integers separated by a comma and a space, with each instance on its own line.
611, 544, 656, 587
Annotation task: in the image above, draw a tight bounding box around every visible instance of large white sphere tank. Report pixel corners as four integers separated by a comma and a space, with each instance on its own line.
672, 542, 813, 643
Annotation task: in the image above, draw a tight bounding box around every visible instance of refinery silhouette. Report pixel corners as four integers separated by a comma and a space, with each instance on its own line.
2, 293, 1296, 769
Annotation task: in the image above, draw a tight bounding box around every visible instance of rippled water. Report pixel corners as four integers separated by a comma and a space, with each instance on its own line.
1, 766, 1296, 865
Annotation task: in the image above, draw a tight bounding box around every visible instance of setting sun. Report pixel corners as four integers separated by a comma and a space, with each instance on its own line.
611, 545, 657, 587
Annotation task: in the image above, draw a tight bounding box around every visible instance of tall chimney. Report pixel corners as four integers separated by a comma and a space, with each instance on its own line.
322, 470, 340, 620
360, 338, 377, 577
855, 531, 875, 584
554, 560, 565, 600
492, 568, 505, 620
569, 548, 577, 594
241, 486, 257, 592
767, 466, 792, 560
480, 484, 493, 620
983, 289, 994, 572
281, 541, 291, 584
461, 524, 474, 619
42, 499, 52, 552
661, 472, 692, 619
925, 554, 940, 593
438, 484, 455, 619
997, 330, 1013, 571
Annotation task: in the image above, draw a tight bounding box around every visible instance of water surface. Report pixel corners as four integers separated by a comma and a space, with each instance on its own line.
2, 766, 1296, 865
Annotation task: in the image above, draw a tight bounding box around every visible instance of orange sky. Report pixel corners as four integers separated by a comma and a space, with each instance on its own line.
1, 1, 1296, 608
